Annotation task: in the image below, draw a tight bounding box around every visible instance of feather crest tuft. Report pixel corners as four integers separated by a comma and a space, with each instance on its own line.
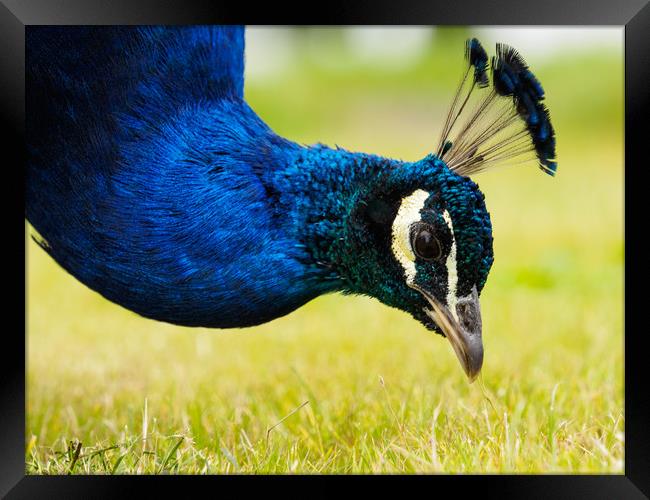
435, 40, 557, 177
466, 38, 489, 88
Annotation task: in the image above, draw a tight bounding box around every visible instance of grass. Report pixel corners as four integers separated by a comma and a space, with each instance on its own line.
26, 29, 623, 474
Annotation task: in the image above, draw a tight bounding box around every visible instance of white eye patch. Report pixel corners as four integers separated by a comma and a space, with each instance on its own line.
391, 189, 430, 284
391, 190, 458, 318
442, 209, 458, 322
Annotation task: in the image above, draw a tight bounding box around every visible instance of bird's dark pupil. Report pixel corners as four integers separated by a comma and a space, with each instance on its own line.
414, 228, 441, 260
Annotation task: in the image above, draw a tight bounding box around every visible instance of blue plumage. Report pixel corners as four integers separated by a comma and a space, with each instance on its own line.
27, 26, 318, 327
492, 43, 557, 175
466, 38, 489, 87
26, 28, 556, 380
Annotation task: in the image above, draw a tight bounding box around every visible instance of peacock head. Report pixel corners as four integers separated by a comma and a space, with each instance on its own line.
343, 155, 492, 382
337, 38, 556, 381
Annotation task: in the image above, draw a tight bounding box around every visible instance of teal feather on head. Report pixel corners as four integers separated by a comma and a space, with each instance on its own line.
438, 38, 557, 177
466, 38, 489, 88
492, 43, 557, 175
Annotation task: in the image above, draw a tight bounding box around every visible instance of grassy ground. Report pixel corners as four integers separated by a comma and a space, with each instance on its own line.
26, 29, 623, 474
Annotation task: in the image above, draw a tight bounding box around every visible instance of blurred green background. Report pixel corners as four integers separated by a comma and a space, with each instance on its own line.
27, 27, 623, 473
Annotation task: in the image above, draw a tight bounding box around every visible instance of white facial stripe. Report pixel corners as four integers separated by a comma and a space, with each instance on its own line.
442, 209, 459, 322
391, 189, 429, 284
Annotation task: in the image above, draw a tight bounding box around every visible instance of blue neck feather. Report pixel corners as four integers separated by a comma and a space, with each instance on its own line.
28, 88, 410, 327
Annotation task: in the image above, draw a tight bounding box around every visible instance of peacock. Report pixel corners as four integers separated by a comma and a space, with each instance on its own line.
26, 27, 556, 381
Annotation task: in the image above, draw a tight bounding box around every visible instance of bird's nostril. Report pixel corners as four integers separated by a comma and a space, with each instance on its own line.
457, 301, 477, 332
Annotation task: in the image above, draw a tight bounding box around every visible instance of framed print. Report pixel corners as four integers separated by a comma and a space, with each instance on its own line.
3, 0, 649, 497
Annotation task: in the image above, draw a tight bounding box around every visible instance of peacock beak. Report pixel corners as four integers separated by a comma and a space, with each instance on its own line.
410, 283, 483, 382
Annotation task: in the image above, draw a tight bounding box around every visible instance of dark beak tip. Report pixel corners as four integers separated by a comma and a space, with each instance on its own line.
455, 286, 483, 382
410, 282, 484, 383
465, 347, 484, 383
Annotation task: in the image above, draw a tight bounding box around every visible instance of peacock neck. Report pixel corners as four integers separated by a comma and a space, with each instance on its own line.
272, 143, 406, 293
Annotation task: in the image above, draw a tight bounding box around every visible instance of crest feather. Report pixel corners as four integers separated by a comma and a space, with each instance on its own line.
436, 40, 557, 177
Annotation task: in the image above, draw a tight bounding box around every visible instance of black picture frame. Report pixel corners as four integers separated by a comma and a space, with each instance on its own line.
3, 1, 648, 497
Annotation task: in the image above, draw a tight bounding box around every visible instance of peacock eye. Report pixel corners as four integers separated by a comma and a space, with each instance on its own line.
410, 223, 442, 261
